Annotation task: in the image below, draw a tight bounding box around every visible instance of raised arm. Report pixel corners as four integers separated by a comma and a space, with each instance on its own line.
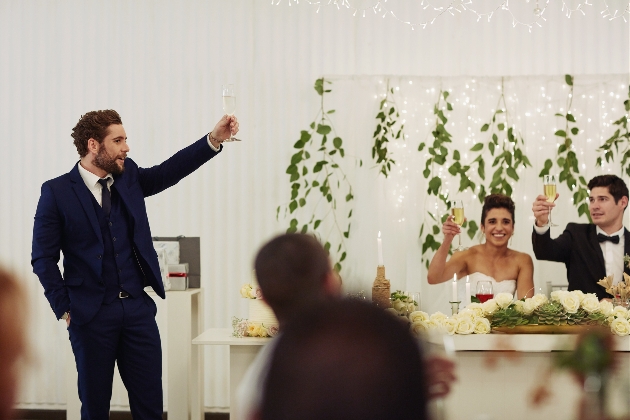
427, 215, 468, 284
515, 253, 535, 299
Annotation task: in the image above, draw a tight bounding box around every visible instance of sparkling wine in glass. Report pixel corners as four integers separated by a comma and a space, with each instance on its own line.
451, 200, 467, 252
222, 84, 239, 142
543, 174, 558, 227
476, 280, 494, 303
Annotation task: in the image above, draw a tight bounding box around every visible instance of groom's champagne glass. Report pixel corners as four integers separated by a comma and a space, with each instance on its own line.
222, 84, 239, 142
451, 200, 467, 252
543, 175, 558, 227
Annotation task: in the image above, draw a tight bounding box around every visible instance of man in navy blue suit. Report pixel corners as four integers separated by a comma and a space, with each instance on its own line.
31, 109, 238, 419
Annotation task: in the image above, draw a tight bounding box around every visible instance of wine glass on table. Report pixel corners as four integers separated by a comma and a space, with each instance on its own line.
222, 83, 240, 142
451, 200, 467, 252
543, 174, 558, 227
476, 280, 493, 303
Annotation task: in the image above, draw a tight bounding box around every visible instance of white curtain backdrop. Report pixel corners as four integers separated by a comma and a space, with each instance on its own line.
1, 0, 628, 412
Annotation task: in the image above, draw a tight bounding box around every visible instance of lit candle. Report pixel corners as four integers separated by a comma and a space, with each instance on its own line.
377, 231, 383, 266
465, 275, 471, 307
452, 274, 458, 302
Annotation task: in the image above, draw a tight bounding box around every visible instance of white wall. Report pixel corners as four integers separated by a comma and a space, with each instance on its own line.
1, 0, 628, 411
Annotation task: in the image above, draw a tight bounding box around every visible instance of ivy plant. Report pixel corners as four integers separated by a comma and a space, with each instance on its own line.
471, 77, 532, 202
540, 74, 590, 221
372, 79, 406, 177
597, 85, 630, 175
277, 78, 355, 273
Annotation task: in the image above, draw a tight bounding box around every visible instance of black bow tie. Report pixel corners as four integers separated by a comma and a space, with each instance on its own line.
597, 233, 620, 244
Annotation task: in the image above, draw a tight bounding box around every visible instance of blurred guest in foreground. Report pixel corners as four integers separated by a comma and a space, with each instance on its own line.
257, 299, 430, 420
0, 266, 29, 420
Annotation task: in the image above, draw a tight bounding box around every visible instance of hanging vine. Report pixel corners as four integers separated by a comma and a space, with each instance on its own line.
277, 78, 356, 273
597, 85, 630, 175
372, 79, 406, 177
539, 74, 590, 221
470, 77, 532, 203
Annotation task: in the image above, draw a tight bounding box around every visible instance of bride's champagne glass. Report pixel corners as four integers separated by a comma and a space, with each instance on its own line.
543, 174, 558, 227
476, 280, 494, 303
222, 84, 239, 142
451, 200, 467, 252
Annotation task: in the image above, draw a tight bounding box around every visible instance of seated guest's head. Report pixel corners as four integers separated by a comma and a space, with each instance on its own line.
254, 233, 341, 327
258, 299, 430, 420
0, 267, 28, 420
587, 175, 629, 228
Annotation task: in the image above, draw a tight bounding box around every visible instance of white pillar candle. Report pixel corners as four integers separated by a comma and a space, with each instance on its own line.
377, 231, 383, 266
452, 274, 458, 302
465, 275, 471, 307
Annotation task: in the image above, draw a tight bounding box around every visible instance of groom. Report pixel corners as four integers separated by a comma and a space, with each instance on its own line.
531, 174, 630, 300
32, 109, 238, 419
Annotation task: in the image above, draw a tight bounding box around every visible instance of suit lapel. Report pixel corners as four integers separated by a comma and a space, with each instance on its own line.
587, 224, 607, 277
623, 228, 630, 277
69, 164, 103, 244
112, 174, 136, 224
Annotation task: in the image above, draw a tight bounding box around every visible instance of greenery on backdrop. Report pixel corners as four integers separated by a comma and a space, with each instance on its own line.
539, 75, 591, 222
277, 78, 356, 273
372, 79, 406, 177
597, 86, 630, 177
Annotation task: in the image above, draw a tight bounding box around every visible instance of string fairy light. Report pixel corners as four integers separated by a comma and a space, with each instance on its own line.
273, 0, 629, 30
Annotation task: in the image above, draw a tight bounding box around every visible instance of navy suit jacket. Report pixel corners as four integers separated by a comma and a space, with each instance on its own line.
32, 136, 219, 325
531, 223, 630, 300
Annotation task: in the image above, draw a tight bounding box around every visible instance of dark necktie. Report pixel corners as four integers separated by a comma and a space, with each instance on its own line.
98, 178, 111, 217
597, 233, 619, 244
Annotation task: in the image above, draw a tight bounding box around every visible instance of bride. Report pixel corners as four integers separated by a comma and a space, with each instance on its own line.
427, 194, 534, 300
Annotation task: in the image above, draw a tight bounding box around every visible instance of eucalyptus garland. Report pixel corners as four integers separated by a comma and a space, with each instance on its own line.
540, 74, 590, 221
277, 78, 355, 273
371, 79, 406, 177
597, 86, 630, 176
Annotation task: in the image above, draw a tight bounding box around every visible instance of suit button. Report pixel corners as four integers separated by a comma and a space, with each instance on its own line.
115, 253, 119, 258
97, 255, 102, 259
109, 222, 113, 227
112, 237, 117, 241
118, 269, 122, 273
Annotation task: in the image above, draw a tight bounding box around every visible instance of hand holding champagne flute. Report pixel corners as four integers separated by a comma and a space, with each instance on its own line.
222, 84, 240, 142
451, 200, 467, 252
543, 174, 558, 227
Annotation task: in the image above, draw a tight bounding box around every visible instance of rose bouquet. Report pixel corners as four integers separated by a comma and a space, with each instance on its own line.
389, 290, 418, 317
232, 316, 279, 338
407, 308, 491, 336
240, 283, 263, 299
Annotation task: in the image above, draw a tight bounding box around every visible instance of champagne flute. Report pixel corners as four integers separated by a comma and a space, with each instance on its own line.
451, 200, 467, 252
222, 84, 240, 142
476, 280, 493, 303
543, 174, 558, 227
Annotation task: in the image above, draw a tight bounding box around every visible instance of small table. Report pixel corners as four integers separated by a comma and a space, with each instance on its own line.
192, 328, 271, 419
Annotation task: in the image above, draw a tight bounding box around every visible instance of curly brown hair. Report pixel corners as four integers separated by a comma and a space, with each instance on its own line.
71, 110, 122, 157
480, 193, 515, 225
588, 175, 629, 205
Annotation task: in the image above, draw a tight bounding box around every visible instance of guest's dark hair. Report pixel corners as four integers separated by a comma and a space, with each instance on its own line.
71, 110, 123, 157
260, 299, 430, 420
588, 175, 629, 205
254, 233, 331, 322
481, 193, 515, 225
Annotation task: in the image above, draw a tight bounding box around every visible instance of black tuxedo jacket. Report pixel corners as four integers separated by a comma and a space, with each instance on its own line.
532, 223, 630, 300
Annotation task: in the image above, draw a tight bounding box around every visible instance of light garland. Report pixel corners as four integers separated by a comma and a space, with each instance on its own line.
272, 0, 629, 30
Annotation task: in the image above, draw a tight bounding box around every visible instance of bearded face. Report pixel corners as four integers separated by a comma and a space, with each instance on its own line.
93, 143, 125, 175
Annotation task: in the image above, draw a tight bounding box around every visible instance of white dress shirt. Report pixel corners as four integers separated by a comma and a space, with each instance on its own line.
534, 223, 625, 285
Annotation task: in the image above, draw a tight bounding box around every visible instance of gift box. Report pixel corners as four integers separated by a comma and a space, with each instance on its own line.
168, 263, 189, 291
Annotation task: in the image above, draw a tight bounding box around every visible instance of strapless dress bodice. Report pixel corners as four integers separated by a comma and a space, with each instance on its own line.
457, 272, 517, 302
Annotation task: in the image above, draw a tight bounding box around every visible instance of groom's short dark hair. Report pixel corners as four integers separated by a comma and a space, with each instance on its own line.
588, 175, 629, 204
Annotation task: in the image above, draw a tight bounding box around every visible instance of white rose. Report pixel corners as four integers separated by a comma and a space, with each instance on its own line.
240, 284, 252, 298
267, 325, 280, 337
456, 309, 477, 323
430, 312, 448, 324
532, 294, 548, 307
466, 302, 485, 318
410, 320, 429, 335
610, 318, 630, 336
550, 290, 568, 302
612, 305, 629, 319
426, 319, 444, 331
599, 300, 614, 317
580, 294, 600, 313
474, 317, 491, 334
407, 302, 417, 313
482, 299, 499, 315
393, 300, 407, 314
247, 323, 261, 337
571, 290, 585, 303
443, 318, 458, 335
456, 317, 475, 335
607, 315, 616, 324
522, 299, 537, 315
513, 300, 525, 313
560, 293, 580, 314
409, 311, 429, 323
495, 293, 514, 309
258, 325, 269, 337
247, 287, 257, 299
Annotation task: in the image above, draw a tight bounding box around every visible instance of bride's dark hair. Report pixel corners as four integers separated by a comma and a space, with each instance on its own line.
481, 194, 515, 225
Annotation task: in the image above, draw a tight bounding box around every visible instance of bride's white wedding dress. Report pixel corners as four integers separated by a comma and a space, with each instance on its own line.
457, 272, 517, 303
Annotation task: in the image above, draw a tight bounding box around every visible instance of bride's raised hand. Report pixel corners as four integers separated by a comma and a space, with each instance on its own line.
442, 215, 463, 240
